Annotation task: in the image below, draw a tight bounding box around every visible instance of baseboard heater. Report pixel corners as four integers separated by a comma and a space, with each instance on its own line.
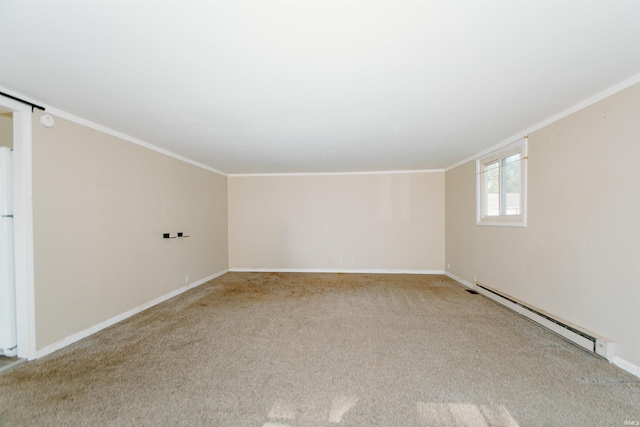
474, 281, 615, 361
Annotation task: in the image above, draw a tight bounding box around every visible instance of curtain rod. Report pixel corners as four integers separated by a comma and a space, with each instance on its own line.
0, 91, 45, 112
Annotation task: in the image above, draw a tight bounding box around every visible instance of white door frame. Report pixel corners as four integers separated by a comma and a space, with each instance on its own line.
0, 94, 36, 360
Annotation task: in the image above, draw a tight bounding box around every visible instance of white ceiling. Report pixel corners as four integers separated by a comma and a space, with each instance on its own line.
1, 1, 639, 174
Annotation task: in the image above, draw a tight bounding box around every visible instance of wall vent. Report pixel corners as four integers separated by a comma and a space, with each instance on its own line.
475, 281, 615, 361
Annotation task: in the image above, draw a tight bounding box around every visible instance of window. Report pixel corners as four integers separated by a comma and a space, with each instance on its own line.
476, 138, 527, 226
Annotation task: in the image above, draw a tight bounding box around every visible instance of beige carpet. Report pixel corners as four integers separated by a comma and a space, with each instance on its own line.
0, 273, 638, 426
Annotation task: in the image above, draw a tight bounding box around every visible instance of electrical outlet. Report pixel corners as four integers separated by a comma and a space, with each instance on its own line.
185, 275, 189, 284
447, 263, 451, 269
339, 258, 343, 265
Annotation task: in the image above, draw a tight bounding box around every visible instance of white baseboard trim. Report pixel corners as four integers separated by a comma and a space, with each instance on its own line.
443, 271, 475, 288
35, 269, 228, 359
229, 268, 445, 275
612, 356, 640, 379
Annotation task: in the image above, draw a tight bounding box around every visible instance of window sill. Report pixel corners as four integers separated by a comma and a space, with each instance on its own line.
476, 218, 526, 227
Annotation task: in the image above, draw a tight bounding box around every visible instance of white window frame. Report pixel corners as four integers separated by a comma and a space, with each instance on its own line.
476, 138, 527, 227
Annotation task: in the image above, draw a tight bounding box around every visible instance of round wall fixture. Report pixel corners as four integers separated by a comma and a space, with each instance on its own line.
39, 114, 55, 127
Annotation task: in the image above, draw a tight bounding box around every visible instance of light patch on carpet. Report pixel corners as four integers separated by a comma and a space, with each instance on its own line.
268, 400, 297, 420
266, 395, 358, 425
329, 395, 359, 423
416, 402, 520, 427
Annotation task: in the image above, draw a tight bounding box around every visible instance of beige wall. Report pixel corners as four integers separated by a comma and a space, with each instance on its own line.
32, 114, 228, 349
229, 172, 444, 271
445, 83, 640, 367
0, 113, 12, 147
